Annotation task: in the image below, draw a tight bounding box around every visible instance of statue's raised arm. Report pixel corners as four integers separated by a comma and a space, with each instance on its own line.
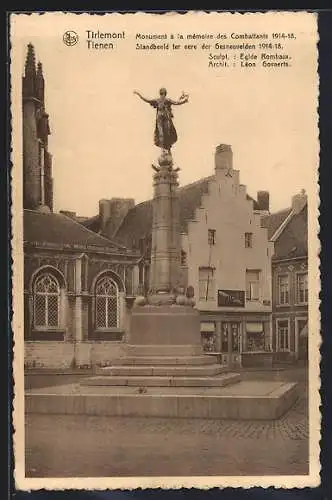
167, 92, 189, 106
133, 90, 154, 105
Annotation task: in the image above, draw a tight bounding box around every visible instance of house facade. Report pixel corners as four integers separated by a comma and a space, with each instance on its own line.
262, 192, 308, 363
22, 44, 140, 369
84, 145, 274, 368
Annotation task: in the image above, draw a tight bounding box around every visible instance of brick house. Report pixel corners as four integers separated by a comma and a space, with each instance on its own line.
262, 191, 308, 363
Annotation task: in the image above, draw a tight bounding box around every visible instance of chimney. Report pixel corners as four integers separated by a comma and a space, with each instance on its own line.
257, 191, 270, 212
292, 189, 307, 215
99, 199, 112, 232
215, 144, 233, 171
99, 198, 135, 237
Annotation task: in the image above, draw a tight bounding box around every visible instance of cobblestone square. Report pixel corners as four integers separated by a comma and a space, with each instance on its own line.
25, 369, 309, 478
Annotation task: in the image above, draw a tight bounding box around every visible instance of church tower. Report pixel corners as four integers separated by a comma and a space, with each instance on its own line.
22, 44, 53, 212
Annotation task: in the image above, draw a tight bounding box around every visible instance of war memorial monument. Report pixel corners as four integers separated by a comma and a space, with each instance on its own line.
26, 88, 299, 420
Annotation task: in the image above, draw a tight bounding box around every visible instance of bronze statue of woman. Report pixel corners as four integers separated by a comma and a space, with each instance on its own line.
133, 88, 189, 151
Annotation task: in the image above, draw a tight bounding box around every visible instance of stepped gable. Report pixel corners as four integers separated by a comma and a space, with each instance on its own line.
24, 209, 133, 252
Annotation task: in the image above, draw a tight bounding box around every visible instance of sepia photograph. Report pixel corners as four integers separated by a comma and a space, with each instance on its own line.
10, 11, 320, 490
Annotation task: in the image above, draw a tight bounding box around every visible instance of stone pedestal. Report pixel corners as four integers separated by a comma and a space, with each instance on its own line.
128, 305, 200, 346
124, 304, 202, 357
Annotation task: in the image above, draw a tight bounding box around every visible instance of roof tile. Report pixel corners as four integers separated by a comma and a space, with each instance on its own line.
24, 209, 129, 251
272, 205, 308, 260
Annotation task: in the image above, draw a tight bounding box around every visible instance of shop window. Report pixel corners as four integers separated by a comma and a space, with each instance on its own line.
277, 319, 290, 351
95, 275, 119, 329
246, 322, 265, 351
201, 333, 216, 352
278, 275, 289, 305
198, 267, 215, 301
297, 273, 308, 304
208, 228, 216, 246
246, 270, 260, 301
33, 273, 60, 329
245, 232, 253, 248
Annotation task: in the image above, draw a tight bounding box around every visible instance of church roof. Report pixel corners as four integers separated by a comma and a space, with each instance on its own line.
24, 209, 137, 255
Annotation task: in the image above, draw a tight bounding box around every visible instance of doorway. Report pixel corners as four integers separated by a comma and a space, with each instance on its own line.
221, 322, 241, 367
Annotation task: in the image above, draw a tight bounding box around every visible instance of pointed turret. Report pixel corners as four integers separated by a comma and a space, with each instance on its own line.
25, 43, 36, 75
23, 43, 36, 99
36, 61, 45, 106
22, 44, 53, 212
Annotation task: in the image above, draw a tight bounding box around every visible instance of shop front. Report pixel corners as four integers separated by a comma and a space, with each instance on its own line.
241, 321, 273, 368
200, 313, 272, 368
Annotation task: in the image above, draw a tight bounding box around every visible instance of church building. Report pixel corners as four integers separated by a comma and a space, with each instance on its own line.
22, 44, 140, 369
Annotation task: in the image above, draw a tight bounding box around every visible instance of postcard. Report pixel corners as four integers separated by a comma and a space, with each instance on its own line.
10, 11, 320, 490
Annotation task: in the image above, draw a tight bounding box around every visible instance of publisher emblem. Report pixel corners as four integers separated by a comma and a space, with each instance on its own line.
63, 31, 79, 46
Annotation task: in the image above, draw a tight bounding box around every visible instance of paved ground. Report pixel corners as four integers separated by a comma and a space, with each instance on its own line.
25, 368, 309, 478
24, 365, 308, 389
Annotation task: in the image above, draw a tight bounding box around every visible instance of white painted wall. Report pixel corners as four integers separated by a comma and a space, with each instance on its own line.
184, 148, 274, 313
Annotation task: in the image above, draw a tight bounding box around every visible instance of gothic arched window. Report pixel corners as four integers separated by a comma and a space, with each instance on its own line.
34, 273, 60, 328
95, 276, 119, 329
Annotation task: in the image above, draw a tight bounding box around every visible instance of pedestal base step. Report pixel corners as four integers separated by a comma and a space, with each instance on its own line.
109, 355, 217, 366
82, 372, 241, 388
95, 364, 227, 377
25, 381, 299, 420
125, 345, 203, 357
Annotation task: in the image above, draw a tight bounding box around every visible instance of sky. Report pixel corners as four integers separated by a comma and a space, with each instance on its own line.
12, 12, 319, 217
